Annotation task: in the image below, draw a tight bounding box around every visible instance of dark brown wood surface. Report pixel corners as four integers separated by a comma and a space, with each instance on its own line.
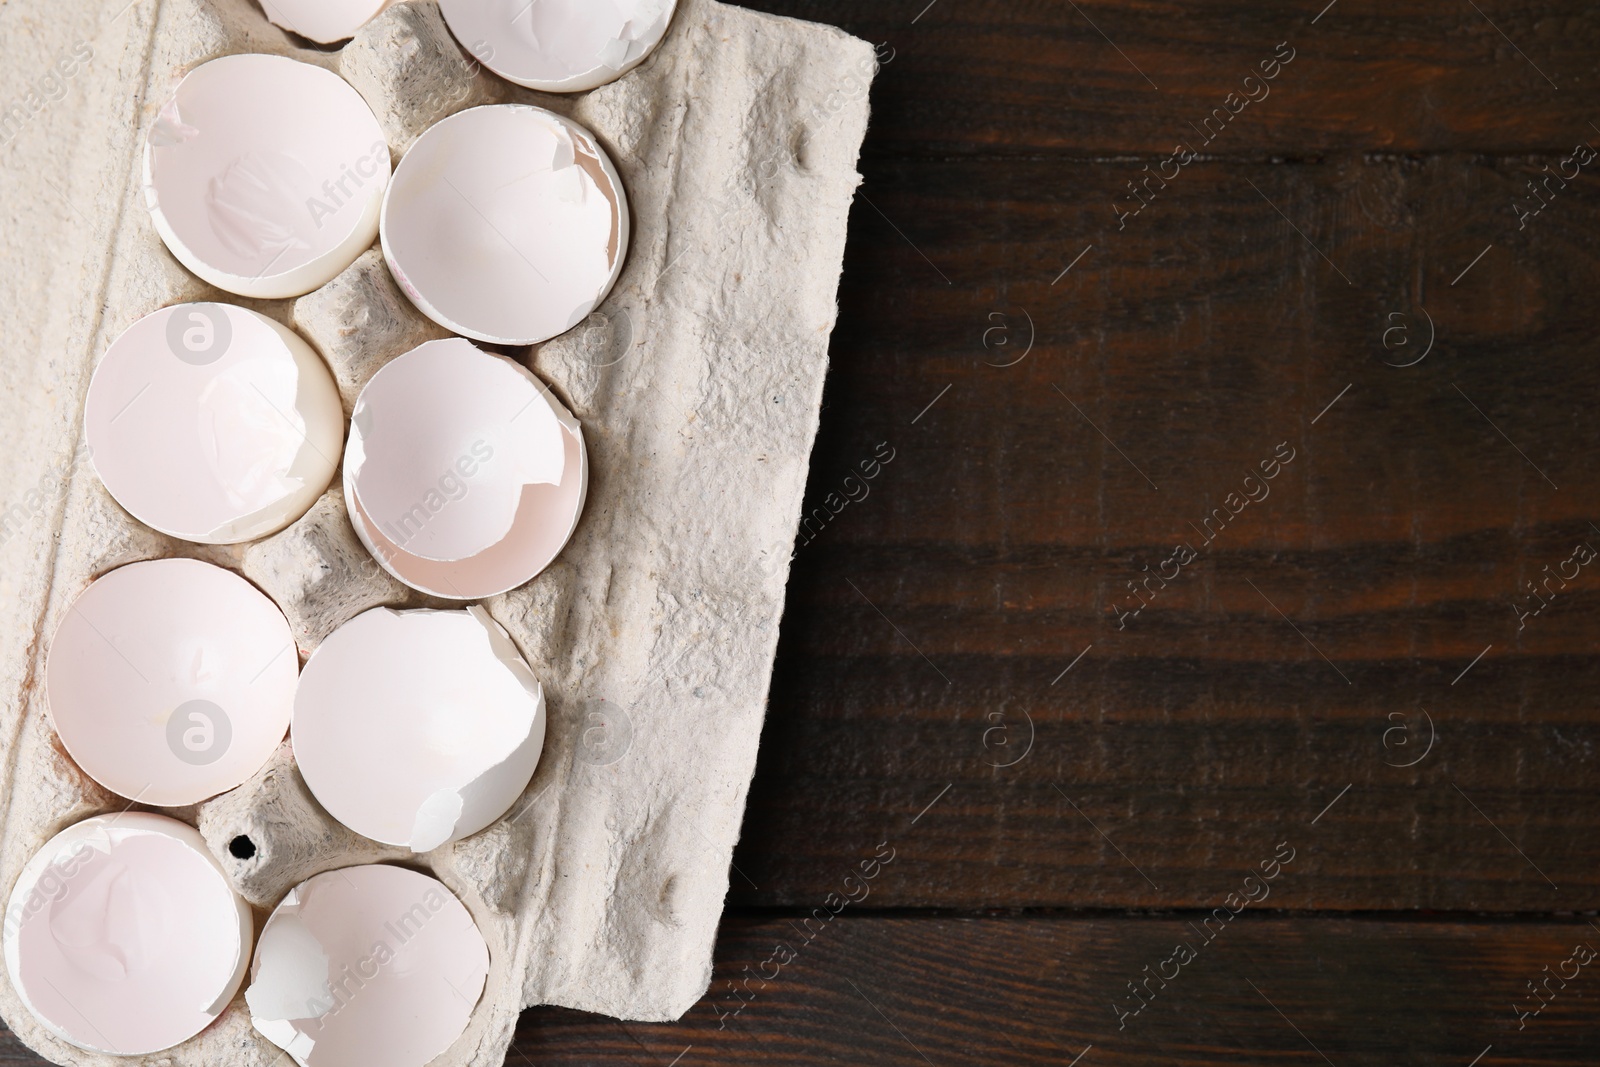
6, 0, 1600, 1063
718, 0, 1600, 917
515, 916, 1600, 1065
735, 152, 1600, 912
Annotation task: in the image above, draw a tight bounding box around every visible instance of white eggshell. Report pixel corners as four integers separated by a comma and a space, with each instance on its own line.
260, 0, 395, 45
84, 303, 343, 545
45, 559, 299, 808
439, 0, 678, 92
292, 606, 545, 851
344, 338, 589, 598
345, 338, 566, 563
347, 417, 587, 600
3, 813, 252, 1056
143, 54, 391, 299
246, 864, 488, 1067
380, 104, 628, 345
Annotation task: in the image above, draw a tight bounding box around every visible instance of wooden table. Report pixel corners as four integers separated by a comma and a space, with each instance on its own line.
6, 0, 1599, 1064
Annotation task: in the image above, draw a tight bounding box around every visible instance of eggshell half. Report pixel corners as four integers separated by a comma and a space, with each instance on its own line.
345, 338, 567, 563
3, 813, 252, 1056
343, 337, 589, 598
439, 0, 678, 93
292, 606, 545, 851
143, 54, 391, 299
45, 559, 299, 808
246, 864, 488, 1067
260, 0, 394, 45
85, 303, 343, 545
380, 104, 629, 345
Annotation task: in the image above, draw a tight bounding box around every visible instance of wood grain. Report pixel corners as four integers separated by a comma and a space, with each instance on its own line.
727, 150, 1600, 910
521, 916, 1598, 1065
746, 0, 1600, 156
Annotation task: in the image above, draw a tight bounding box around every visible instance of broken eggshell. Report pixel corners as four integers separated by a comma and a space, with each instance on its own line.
259, 0, 395, 45
143, 54, 391, 299
438, 0, 678, 93
348, 418, 587, 600
246, 864, 488, 1067
3, 813, 252, 1056
45, 558, 299, 808
346, 338, 566, 563
84, 303, 343, 545
380, 104, 628, 345
344, 337, 589, 599
292, 606, 545, 852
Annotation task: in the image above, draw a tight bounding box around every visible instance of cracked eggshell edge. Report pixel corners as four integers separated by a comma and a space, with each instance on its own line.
377, 104, 629, 346
86, 306, 345, 546
344, 362, 589, 600
2, 813, 252, 1057
265, 0, 396, 46
440, 0, 680, 94
141, 56, 391, 300
291, 606, 547, 851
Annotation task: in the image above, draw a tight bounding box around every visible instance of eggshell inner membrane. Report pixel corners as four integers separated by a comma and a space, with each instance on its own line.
347, 419, 587, 600
346, 338, 567, 563
438, 0, 678, 92
292, 607, 545, 851
85, 303, 343, 545
3, 813, 252, 1056
246, 864, 488, 1067
261, 0, 394, 44
144, 54, 391, 299
380, 105, 628, 345
45, 559, 299, 808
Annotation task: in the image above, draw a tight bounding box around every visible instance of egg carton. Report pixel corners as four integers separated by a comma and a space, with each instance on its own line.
0, 0, 874, 1064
